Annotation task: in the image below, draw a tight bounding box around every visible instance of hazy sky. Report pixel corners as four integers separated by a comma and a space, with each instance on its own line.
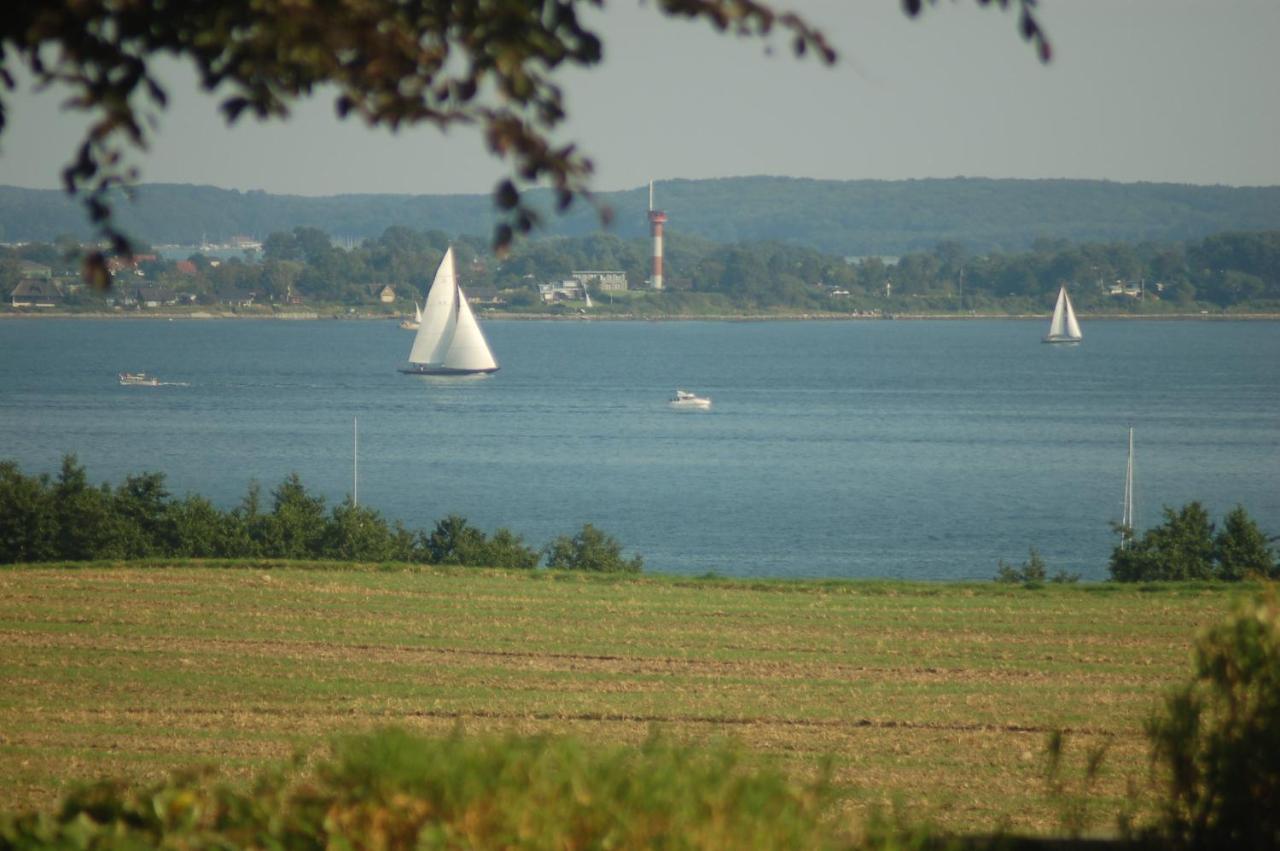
1, 0, 1277, 197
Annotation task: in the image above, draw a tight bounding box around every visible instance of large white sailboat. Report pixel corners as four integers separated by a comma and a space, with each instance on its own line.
1043, 285, 1083, 344
399, 248, 499, 375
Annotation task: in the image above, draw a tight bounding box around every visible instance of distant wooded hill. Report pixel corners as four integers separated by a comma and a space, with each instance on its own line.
2, 177, 1279, 255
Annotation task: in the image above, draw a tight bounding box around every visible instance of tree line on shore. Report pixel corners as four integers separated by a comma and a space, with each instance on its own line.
4, 457, 1273, 583
0, 456, 642, 573
4, 226, 1279, 314
1109, 502, 1276, 582
993, 502, 1277, 586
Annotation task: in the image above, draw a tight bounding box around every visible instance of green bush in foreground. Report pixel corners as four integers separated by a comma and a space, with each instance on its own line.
1145, 592, 1280, 850
0, 730, 845, 851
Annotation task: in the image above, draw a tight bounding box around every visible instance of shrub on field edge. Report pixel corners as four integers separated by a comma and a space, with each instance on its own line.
544, 523, 644, 573
993, 547, 1079, 586
1145, 591, 1280, 850
0, 730, 846, 850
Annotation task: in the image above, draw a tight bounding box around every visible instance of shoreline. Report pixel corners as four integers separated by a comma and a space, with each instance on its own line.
3, 309, 1278, 322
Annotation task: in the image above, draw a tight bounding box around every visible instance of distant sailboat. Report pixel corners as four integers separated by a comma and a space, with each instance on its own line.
399, 247, 499, 375
1043, 285, 1083, 343
400, 300, 422, 330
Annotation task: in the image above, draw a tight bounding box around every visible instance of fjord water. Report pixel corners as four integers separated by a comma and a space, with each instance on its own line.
2, 318, 1277, 580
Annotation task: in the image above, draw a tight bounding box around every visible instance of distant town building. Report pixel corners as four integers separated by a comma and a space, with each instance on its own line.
466, 287, 504, 306
136, 287, 178, 308
538, 280, 586, 303
571, 270, 627, 292
9, 279, 63, 308
1107, 280, 1145, 298
365, 284, 397, 303
215, 288, 256, 307
106, 254, 158, 276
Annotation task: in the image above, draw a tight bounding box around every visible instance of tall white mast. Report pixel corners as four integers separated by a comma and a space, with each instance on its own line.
353, 417, 359, 507
1121, 426, 1134, 546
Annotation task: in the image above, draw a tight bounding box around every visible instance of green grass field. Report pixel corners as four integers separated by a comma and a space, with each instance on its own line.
0, 563, 1251, 835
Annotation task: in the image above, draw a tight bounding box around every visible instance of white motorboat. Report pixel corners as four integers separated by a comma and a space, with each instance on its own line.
118, 372, 160, 386
669, 389, 711, 410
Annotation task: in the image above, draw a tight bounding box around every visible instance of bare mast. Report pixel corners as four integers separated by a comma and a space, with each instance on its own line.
1121, 426, 1134, 546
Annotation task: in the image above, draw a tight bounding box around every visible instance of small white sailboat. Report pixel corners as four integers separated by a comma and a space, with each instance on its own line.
399, 300, 422, 330
399, 247, 499, 375
1042, 285, 1083, 344
669, 389, 711, 410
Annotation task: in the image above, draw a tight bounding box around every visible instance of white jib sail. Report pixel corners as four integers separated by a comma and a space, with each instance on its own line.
1047, 287, 1068, 339
408, 248, 458, 365
442, 284, 499, 372
1063, 290, 1083, 340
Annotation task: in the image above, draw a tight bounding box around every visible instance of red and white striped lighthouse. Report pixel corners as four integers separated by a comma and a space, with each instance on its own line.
648, 180, 666, 291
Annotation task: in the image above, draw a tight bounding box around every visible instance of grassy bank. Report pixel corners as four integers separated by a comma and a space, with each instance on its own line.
0, 562, 1252, 834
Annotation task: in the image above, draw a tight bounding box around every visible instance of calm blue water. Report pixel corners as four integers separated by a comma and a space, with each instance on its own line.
1, 318, 1276, 580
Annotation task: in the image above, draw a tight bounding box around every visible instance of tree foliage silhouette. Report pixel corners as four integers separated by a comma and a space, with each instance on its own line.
0, 1, 1048, 284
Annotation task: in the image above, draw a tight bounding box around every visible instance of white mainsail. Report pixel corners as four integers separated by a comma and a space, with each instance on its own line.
1044, 286, 1083, 343
414, 301, 423, 323
403, 247, 499, 374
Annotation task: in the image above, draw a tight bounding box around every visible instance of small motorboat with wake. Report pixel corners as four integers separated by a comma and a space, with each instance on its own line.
118, 372, 160, 386
669, 389, 711, 410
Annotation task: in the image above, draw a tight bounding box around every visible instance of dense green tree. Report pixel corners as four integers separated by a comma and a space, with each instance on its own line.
422, 514, 491, 566
544, 523, 642, 574
0, 462, 56, 563
111, 472, 173, 558
263, 474, 328, 558
1105, 502, 1277, 583
481, 528, 540, 570
52, 455, 118, 560
323, 501, 413, 562
168, 494, 241, 558
1213, 505, 1276, 581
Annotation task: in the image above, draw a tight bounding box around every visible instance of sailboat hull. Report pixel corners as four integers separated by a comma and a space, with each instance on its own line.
398, 364, 500, 376
1041, 336, 1081, 344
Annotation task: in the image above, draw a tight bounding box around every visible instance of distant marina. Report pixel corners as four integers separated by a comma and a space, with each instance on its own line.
153, 236, 263, 262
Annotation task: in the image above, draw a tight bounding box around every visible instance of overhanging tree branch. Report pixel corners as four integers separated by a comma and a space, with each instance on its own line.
0, 0, 1049, 287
